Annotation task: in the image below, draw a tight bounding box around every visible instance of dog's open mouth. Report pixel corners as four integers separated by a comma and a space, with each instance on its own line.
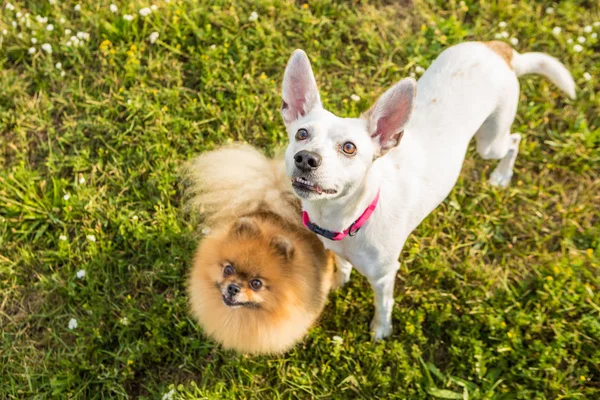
292, 177, 336, 195
222, 295, 260, 309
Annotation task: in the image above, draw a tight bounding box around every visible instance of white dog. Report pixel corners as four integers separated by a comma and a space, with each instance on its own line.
280, 41, 575, 340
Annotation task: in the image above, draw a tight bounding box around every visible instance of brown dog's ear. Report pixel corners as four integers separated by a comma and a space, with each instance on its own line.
270, 235, 294, 261
362, 78, 416, 157
281, 49, 322, 124
231, 218, 260, 238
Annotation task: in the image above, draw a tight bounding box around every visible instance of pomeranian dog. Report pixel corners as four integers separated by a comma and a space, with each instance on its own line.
183, 145, 336, 354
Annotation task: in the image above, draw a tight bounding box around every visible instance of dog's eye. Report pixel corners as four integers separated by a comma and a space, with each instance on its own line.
223, 264, 235, 277
342, 142, 356, 155
295, 128, 309, 141
249, 279, 262, 291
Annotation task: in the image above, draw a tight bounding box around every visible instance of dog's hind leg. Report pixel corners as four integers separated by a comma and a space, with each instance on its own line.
332, 255, 353, 289
488, 133, 522, 187
475, 84, 520, 187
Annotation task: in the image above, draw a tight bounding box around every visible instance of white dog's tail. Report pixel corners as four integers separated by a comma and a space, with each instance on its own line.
182, 144, 299, 226
512, 50, 576, 99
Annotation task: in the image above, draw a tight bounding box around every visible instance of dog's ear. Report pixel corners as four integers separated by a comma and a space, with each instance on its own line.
363, 78, 417, 157
270, 235, 294, 261
281, 49, 322, 124
231, 218, 260, 238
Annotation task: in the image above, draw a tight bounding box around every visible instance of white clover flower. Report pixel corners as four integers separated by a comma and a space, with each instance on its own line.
110, 4, 118, 13
332, 335, 343, 344
594, 22, 600, 27
17, 32, 23, 39
11, 21, 17, 28
59, 234, 67, 241
120, 317, 129, 326
584, 26, 592, 33
86, 234, 96, 242
49, 0, 56, 4
69, 36, 81, 47
65, 28, 72, 35
123, 14, 134, 21
500, 31, 509, 39
60, 17, 65, 23
131, 215, 139, 221
151, 5, 158, 11
162, 389, 175, 400
60, 70, 65, 77
350, 94, 361, 102
498, 21, 507, 28
41, 43, 52, 53
26, 19, 30, 27
545, 7, 554, 14
16, 12, 22, 18
55, 62, 62, 69
577, 36, 586, 43
509, 37, 519, 46
46, 24, 54, 31
74, 4, 81, 12
552, 27, 562, 35
127, 99, 132, 105
68, 318, 78, 330
28, 46, 36, 54
583, 72, 591, 81
409, 72, 416, 78
76, 31, 90, 40
567, 38, 573, 44
76, 269, 86, 279
573, 44, 583, 52
415, 66, 425, 74
79, 176, 86, 184
592, 33, 598, 39
248, 11, 258, 22
31, 38, 37, 44
139, 7, 152, 17
36, 15, 48, 24
63, 193, 70, 201
6, 3, 15, 11
209, 44, 216, 50
149, 31, 159, 44
2, 29, 7, 35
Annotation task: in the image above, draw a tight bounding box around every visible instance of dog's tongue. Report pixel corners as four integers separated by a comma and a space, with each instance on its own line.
316, 186, 322, 194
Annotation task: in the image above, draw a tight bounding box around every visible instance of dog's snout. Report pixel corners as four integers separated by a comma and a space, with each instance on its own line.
227, 283, 240, 296
294, 150, 322, 171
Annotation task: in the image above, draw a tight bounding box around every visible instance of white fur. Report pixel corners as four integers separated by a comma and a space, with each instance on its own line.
281, 42, 575, 340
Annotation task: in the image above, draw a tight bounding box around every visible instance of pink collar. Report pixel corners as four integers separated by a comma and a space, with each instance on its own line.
302, 189, 380, 241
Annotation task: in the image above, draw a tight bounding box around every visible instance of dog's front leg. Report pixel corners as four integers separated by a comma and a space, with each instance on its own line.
367, 263, 399, 340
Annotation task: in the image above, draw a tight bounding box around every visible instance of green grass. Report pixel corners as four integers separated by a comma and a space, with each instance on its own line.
0, 0, 598, 398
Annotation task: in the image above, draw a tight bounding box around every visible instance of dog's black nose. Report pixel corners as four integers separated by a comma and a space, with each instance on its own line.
227, 283, 240, 296
294, 150, 322, 171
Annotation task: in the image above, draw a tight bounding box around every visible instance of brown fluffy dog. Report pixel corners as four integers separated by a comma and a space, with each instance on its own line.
183, 145, 335, 354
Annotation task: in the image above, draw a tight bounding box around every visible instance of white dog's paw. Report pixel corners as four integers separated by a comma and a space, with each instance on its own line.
370, 317, 392, 341
489, 170, 513, 188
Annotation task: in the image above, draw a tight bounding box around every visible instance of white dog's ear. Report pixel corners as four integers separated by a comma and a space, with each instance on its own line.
363, 78, 417, 156
281, 49, 322, 124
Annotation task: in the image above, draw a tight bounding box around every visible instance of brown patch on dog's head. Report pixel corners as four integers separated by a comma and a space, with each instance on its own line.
483, 41, 513, 68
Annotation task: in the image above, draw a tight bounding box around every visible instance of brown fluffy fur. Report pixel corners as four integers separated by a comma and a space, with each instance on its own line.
183, 145, 335, 354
